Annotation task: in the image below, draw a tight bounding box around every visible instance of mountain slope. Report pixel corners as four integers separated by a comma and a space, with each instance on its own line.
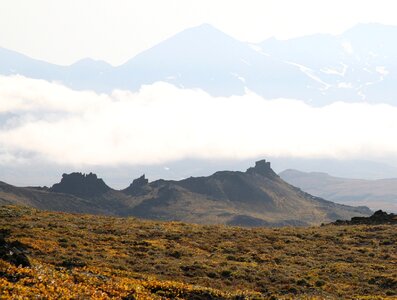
115, 23, 306, 97
0, 161, 371, 226
118, 160, 370, 225
2, 23, 397, 105
0, 181, 106, 214
279, 169, 397, 212
0, 47, 64, 79
259, 23, 397, 105
0, 173, 133, 215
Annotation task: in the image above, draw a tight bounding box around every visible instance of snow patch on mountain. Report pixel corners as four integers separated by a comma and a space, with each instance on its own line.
338, 82, 353, 88
376, 66, 389, 76
285, 61, 331, 90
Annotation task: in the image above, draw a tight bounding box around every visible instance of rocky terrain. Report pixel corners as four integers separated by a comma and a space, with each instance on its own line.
332, 210, 397, 225
0, 160, 370, 226
0, 229, 30, 268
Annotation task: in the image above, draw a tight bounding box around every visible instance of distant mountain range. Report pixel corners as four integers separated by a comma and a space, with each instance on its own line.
280, 169, 397, 212
1, 23, 397, 105
0, 160, 370, 226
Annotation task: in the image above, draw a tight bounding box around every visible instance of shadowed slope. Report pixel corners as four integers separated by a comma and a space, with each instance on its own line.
121, 160, 371, 226
0, 160, 371, 226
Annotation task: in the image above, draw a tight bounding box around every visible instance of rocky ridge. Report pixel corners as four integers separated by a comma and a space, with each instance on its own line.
0, 160, 372, 226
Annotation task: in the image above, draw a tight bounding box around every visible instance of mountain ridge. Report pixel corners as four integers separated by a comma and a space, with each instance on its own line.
1, 23, 397, 105
280, 169, 397, 212
0, 160, 371, 226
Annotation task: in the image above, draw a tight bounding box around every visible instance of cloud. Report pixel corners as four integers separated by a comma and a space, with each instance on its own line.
1, 75, 397, 167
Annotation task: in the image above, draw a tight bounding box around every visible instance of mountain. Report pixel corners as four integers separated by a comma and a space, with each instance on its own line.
260, 23, 397, 105
114, 23, 305, 97
51, 172, 111, 198
0, 24, 304, 96
2, 157, 397, 190
0, 180, 106, 214
0, 160, 371, 226
0, 47, 64, 79
269, 157, 397, 180
0, 47, 113, 92
1, 23, 397, 105
279, 169, 397, 212
119, 160, 371, 226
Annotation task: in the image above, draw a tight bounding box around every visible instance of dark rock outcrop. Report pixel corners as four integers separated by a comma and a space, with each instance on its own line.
0, 229, 30, 267
123, 175, 150, 196
331, 210, 397, 225
246, 159, 278, 177
50, 172, 111, 198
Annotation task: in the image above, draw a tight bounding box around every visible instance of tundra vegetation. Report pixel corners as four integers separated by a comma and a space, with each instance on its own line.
0, 206, 396, 299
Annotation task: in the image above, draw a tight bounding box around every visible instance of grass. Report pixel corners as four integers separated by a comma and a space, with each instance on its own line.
0, 205, 396, 299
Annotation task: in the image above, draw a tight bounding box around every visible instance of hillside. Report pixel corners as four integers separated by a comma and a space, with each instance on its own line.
0, 160, 370, 226
279, 169, 397, 212
118, 160, 370, 225
0, 181, 107, 214
0, 206, 396, 299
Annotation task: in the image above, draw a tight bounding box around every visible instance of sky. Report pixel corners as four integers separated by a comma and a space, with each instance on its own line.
1, 0, 397, 65
2, 0, 397, 186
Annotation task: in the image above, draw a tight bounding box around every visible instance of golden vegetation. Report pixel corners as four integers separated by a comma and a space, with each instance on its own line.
0, 205, 396, 299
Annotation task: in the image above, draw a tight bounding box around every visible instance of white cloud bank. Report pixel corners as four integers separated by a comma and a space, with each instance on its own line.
1, 75, 397, 167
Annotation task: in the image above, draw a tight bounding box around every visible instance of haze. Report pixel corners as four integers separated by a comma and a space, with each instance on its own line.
1, 0, 397, 187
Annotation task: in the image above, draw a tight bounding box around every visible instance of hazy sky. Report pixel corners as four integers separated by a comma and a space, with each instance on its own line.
1, 0, 397, 65
2, 0, 397, 185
